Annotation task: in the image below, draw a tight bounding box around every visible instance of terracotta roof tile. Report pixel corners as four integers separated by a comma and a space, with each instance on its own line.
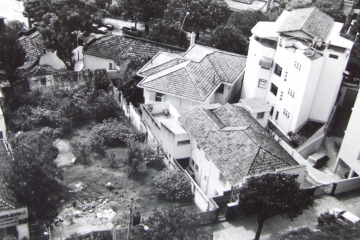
277, 7, 333, 40
179, 104, 298, 185
0, 141, 16, 210
18, 31, 46, 69
138, 45, 247, 102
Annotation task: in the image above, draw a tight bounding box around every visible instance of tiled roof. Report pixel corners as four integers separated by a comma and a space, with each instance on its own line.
138, 45, 247, 102
83, 35, 184, 65
22, 64, 70, 78
179, 104, 298, 185
18, 29, 46, 70
277, 7, 333, 40
0, 141, 16, 210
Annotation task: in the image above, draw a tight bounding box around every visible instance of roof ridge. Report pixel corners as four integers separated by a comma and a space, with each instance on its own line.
246, 146, 262, 176
184, 67, 202, 100
212, 52, 230, 82
199, 107, 221, 131
32, 66, 41, 77
259, 147, 293, 167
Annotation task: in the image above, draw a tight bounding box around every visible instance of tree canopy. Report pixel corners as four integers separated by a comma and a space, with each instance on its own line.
347, 40, 360, 78
0, 21, 27, 97
129, 208, 213, 240
237, 173, 313, 240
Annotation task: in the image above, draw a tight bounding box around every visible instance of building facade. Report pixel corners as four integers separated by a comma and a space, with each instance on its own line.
242, 7, 353, 136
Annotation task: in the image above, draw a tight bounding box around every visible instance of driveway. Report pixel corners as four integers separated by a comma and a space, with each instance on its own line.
213, 196, 350, 240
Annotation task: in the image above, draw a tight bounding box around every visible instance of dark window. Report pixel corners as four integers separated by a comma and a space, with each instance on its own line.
258, 79, 267, 89
0, 131, 2, 139
275, 111, 279, 120
328, 45, 346, 53
274, 64, 282, 76
216, 84, 224, 94
270, 83, 278, 96
194, 163, 199, 171
329, 54, 338, 59
280, 91, 283, 100
219, 172, 226, 184
155, 92, 164, 102
257, 112, 264, 119
109, 63, 113, 70
279, 39, 283, 47
270, 106, 274, 116
177, 140, 190, 146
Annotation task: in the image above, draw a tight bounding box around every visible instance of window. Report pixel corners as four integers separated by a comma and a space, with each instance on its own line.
109, 63, 113, 70
214, 190, 219, 196
194, 163, 199, 171
258, 79, 267, 89
219, 172, 226, 184
257, 112, 264, 119
0, 131, 2, 139
177, 140, 190, 146
155, 92, 164, 102
328, 45, 346, 53
149, 93, 155, 101
270, 83, 278, 96
216, 84, 224, 94
270, 106, 274, 116
279, 39, 283, 47
280, 91, 283, 100
274, 64, 282, 76
191, 158, 194, 166
329, 54, 338, 59
204, 175, 208, 181
275, 111, 279, 120
284, 72, 288, 82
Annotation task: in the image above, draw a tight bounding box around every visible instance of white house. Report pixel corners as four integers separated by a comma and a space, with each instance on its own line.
82, 35, 184, 76
333, 89, 360, 178
178, 103, 305, 198
241, 7, 354, 139
137, 45, 247, 114
141, 102, 192, 166
236, 98, 272, 128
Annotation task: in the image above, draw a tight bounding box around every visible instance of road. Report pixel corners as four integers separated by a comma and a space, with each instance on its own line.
0, 0, 28, 26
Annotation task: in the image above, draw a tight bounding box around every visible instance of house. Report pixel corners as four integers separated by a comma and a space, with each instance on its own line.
241, 7, 354, 143
333, 89, 360, 178
237, 98, 272, 128
137, 45, 247, 114
141, 102, 192, 166
178, 103, 305, 198
17, 28, 46, 70
82, 35, 185, 76
0, 140, 29, 239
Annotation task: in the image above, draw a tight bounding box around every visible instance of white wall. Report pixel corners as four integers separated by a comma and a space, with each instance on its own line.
336, 90, 360, 175
83, 54, 120, 71
310, 49, 350, 122
0, 108, 6, 141
241, 37, 276, 100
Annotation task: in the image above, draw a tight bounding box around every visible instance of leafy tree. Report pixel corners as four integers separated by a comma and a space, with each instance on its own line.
147, 21, 189, 47
317, 211, 337, 226
228, 10, 270, 38
119, 56, 152, 106
209, 24, 249, 55
119, 0, 169, 32
8, 132, 65, 223
237, 173, 313, 240
347, 40, 360, 78
153, 170, 193, 202
5, 20, 27, 36
0, 23, 27, 98
129, 208, 213, 240
23, 0, 52, 24
165, 0, 230, 39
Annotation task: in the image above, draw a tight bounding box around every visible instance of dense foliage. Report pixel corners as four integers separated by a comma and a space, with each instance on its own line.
237, 173, 313, 240
129, 208, 213, 240
153, 170, 193, 202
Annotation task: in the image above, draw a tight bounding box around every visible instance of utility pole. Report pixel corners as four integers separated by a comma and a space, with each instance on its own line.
126, 198, 134, 240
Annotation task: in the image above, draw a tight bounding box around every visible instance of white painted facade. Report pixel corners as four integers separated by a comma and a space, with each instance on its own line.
143, 73, 244, 115
334, 90, 360, 177
0, 107, 6, 141
189, 139, 232, 198
242, 10, 354, 135
83, 54, 120, 72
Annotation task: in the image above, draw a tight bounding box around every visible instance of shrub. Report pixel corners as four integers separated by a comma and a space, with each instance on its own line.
89, 134, 107, 156
318, 211, 337, 226
153, 170, 193, 202
92, 118, 131, 147
87, 90, 120, 122
72, 141, 92, 166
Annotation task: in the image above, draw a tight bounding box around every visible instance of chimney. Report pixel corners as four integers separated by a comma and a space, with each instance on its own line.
190, 32, 196, 46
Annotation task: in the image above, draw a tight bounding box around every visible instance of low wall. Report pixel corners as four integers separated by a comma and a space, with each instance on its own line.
334, 177, 360, 194
297, 125, 325, 158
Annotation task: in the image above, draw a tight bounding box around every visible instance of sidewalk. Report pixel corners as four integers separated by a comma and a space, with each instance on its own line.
213, 196, 349, 240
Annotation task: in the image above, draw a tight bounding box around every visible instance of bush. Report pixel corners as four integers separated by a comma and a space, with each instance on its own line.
72, 141, 92, 166
87, 90, 121, 122
92, 118, 131, 147
153, 170, 193, 202
318, 211, 337, 226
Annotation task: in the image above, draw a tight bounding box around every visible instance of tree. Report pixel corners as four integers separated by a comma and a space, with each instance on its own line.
237, 173, 313, 240
147, 21, 189, 47
0, 23, 27, 98
23, 0, 52, 25
8, 132, 65, 224
153, 170, 193, 202
209, 24, 249, 55
119, 0, 169, 32
228, 10, 270, 38
5, 20, 27, 36
129, 208, 213, 240
347, 40, 360, 79
118, 56, 152, 106
165, 0, 230, 39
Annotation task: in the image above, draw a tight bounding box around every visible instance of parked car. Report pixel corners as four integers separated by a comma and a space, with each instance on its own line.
91, 23, 108, 34
122, 26, 142, 37
101, 21, 114, 31
307, 152, 329, 169
330, 208, 360, 225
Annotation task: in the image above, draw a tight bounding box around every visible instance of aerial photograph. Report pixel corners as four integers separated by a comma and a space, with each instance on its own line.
0, 0, 360, 239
